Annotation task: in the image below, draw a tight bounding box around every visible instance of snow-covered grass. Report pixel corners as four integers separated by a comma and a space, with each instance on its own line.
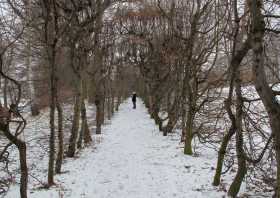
1, 99, 273, 197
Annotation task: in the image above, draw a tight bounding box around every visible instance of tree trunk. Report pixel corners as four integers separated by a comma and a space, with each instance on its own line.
101, 95, 105, 124
1, 125, 28, 198
55, 102, 63, 174
213, 125, 235, 186
213, 94, 237, 186
82, 101, 92, 144
149, 90, 163, 131
213, 0, 251, 185
249, 1, 280, 196
48, 46, 57, 186
184, 107, 195, 155
228, 73, 246, 197
78, 99, 91, 147
26, 0, 40, 116
116, 91, 121, 111
18, 143, 28, 198
77, 78, 89, 148
152, 104, 163, 131
107, 95, 111, 120
67, 80, 82, 157
228, 152, 247, 197
77, 112, 84, 150
149, 95, 153, 116
48, 79, 56, 185
95, 91, 102, 134
3, 78, 8, 108
111, 88, 115, 115
27, 37, 40, 116
81, 80, 92, 144
163, 94, 180, 136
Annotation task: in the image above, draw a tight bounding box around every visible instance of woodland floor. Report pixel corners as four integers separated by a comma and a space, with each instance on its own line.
4, 100, 266, 198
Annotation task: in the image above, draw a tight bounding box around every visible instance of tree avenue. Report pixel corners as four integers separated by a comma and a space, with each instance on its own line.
0, 0, 279, 197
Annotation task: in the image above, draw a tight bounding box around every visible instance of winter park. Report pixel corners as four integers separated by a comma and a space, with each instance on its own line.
0, 0, 279, 198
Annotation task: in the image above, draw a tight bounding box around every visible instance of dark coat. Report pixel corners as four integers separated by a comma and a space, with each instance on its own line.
132, 94, 137, 102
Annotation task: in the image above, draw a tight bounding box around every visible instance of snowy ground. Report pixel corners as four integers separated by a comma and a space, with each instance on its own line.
4, 100, 269, 198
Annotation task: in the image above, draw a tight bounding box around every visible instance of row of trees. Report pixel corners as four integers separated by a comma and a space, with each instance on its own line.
0, 0, 279, 197
0, 0, 135, 197
114, 0, 279, 197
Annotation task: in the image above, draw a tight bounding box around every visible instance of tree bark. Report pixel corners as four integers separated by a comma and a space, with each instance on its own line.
78, 79, 92, 147
18, 143, 28, 198
163, 93, 180, 136
82, 100, 92, 144
249, 1, 280, 196
67, 82, 82, 157
2, 125, 28, 198
81, 80, 92, 144
26, 0, 40, 116
3, 78, 8, 108
228, 71, 247, 197
111, 87, 115, 116
95, 91, 103, 134
55, 102, 63, 174
48, 50, 56, 186
184, 107, 195, 155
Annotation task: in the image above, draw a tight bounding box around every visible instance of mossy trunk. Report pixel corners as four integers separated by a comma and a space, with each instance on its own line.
213, 126, 235, 186
228, 158, 247, 197
184, 108, 195, 155
228, 139, 247, 197
214, 97, 236, 186
228, 70, 246, 197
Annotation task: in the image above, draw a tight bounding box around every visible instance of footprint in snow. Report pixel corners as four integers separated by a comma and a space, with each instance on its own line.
118, 184, 124, 190
101, 179, 112, 184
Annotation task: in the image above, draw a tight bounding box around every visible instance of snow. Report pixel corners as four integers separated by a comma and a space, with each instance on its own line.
55, 101, 224, 198
4, 99, 268, 197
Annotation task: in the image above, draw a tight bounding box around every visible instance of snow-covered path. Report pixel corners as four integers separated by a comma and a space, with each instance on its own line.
55, 100, 225, 198
7, 100, 227, 198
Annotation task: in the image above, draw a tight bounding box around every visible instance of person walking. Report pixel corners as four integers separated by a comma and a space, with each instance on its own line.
132, 92, 137, 109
